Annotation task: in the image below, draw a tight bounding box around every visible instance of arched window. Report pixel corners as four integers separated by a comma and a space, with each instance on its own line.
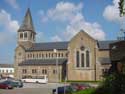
86, 50, 90, 67
30, 33, 32, 39
81, 53, 84, 67
51, 53, 53, 57
42, 69, 47, 74
42, 54, 44, 58
76, 48, 90, 68
39, 53, 41, 58
76, 51, 80, 67
20, 33, 23, 39
58, 53, 60, 57
24, 32, 27, 39
61, 53, 63, 57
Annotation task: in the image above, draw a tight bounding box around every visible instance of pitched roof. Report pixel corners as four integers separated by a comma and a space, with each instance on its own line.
18, 8, 35, 33
26, 42, 69, 51
98, 40, 117, 50
0, 64, 14, 68
99, 57, 111, 64
19, 59, 67, 66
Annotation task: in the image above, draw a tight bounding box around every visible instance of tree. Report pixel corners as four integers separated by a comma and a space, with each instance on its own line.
118, 0, 125, 17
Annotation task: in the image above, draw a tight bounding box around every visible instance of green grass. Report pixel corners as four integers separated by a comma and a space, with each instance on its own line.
73, 88, 95, 94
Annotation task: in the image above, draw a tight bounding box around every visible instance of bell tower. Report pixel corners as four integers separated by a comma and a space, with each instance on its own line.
17, 8, 36, 48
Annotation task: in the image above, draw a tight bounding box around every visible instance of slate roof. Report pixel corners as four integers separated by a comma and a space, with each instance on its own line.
0, 64, 14, 68
18, 8, 35, 33
99, 57, 111, 64
26, 42, 69, 51
19, 59, 67, 66
98, 40, 117, 50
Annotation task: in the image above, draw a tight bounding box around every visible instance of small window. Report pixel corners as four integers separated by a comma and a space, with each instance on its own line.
22, 69, 27, 73
76, 51, 80, 67
81, 53, 84, 67
32, 54, 34, 58
30, 54, 32, 58
27, 54, 30, 58
42, 54, 44, 58
18, 52, 21, 56
6, 70, 8, 73
86, 50, 90, 67
58, 53, 60, 57
20, 33, 23, 39
39, 53, 41, 58
49, 53, 50, 58
10, 70, 13, 73
61, 53, 63, 57
32, 69, 37, 74
42, 69, 47, 74
51, 53, 53, 57
46, 53, 48, 58
53, 69, 57, 74
24, 32, 27, 38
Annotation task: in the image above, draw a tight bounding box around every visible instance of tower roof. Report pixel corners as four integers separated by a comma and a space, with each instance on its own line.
18, 8, 36, 33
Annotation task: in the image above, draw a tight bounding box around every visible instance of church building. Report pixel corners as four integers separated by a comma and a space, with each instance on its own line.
14, 8, 114, 82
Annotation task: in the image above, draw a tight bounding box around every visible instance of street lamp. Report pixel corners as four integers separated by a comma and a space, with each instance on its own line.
53, 49, 59, 94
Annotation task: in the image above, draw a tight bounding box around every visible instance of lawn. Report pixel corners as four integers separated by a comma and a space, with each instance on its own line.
73, 88, 95, 94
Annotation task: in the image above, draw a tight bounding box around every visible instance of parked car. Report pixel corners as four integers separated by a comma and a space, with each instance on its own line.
3, 80, 23, 88
0, 81, 13, 89
53, 86, 73, 94
70, 83, 91, 91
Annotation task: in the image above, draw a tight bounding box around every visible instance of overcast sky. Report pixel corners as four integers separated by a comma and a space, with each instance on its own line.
0, 0, 124, 64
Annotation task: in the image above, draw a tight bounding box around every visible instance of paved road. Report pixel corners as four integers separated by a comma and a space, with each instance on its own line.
0, 88, 52, 94
0, 83, 67, 94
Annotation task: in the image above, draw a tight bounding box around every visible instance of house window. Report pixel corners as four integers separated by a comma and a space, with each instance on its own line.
32, 69, 37, 74
86, 50, 90, 67
24, 32, 27, 39
39, 53, 41, 58
10, 70, 13, 73
49, 53, 50, 58
53, 69, 57, 74
27, 54, 30, 58
37, 54, 39, 58
6, 70, 8, 73
61, 53, 63, 57
42, 69, 47, 74
46, 53, 48, 58
42, 54, 44, 58
20, 33, 23, 39
51, 53, 53, 57
30, 54, 32, 58
22, 69, 27, 73
76, 48, 90, 68
76, 51, 80, 67
58, 53, 60, 57
81, 53, 84, 67
33, 54, 34, 58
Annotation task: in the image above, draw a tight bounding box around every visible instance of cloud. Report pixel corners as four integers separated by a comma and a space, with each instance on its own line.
40, 2, 106, 41
36, 31, 44, 42
51, 35, 62, 42
41, 2, 83, 22
103, 0, 125, 22
5, 0, 20, 10
0, 9, 19, 44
